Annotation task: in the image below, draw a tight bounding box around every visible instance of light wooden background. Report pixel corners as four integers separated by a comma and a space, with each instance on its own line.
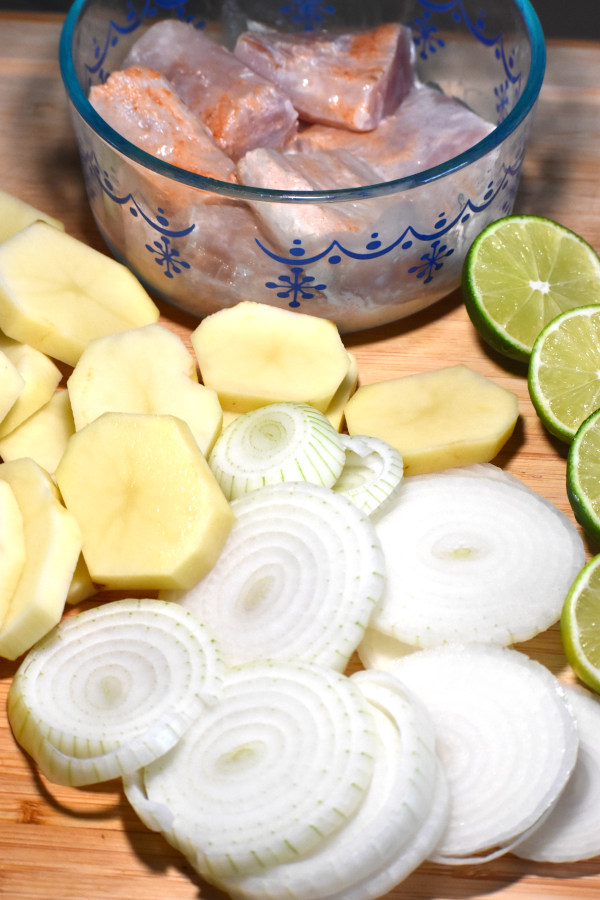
1, 14, 600, 900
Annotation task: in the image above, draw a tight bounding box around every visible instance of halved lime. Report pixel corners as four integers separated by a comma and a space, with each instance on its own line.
528, 305, 600, 443
561, 554, 600, 694
567, 408, 600, 544
462, 215, 600, 362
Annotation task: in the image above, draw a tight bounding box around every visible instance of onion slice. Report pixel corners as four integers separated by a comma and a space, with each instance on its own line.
8, 598, 225, 786
124, 660, 378, 881
514, 684, 600, 862
387, 643, 579, 864
333, 434, 404, 517
356, 627, 415, 670
208, 402, 346, 500
371, 468, 585, 647
213, 669, 448, 900
163, 482, 385, 671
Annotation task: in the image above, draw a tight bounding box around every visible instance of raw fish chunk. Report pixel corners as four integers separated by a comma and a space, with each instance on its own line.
236, 147, 385, 251
124, 20, 298, 160
235, 23, 414, 131
120, 199, 277, 316
89, 66, 236, 183
294, 83, 494, 180
287, 148, 385, 189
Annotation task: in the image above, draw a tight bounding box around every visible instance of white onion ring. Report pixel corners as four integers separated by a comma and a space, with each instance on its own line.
130, 660, 378, 880
387, 643, 579, 863
333, 434, 404, 517
164, 482, 385, 671
372, 469, 585, 647
214, 669, 447, 900
514, 684, 600, 862
8, 598, 225, 785
208, 402, 346, 500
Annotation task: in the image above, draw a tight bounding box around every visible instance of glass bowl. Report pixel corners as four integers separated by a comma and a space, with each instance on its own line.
59, 0, 545, 333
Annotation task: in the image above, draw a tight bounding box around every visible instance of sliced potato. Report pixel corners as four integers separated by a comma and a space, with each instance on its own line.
55, 412, 234, 590
191, 301, 350, 414
68, 324, 222, 456
0, 457, 82, 660
0, 480, 26, 629
65, 554, 97, 606
0, 389, 75, 474
344, 364, 519, 476
325, 351, 359, 431
0, 188, 63, 244
0, 221, 159, 366
216, 351, 358, 434
0, 349, 25, 422
0, 335, 62, 437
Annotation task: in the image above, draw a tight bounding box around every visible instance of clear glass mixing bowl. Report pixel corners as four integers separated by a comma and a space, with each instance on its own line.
59, 0, 545, 332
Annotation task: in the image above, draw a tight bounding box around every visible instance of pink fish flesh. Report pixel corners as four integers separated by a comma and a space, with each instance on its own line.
236, 147, 387, 251
123, 20, 298, 160
88, 65, 237, 183
234, 22, 414, 131
293, 82, 495, 181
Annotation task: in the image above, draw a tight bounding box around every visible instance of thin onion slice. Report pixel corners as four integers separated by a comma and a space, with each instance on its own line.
124, 660, 378, 880
514, 684, 600, 862
430, 461, 528, 486
163, 482, 385, 671
371, 468, 585, 647
333, 434, 403, 517
208, 402, 346, 500
387, 643, 579, 864
357, 627, 416, 670
215, 669, 448, 900
8, 598, 225, 786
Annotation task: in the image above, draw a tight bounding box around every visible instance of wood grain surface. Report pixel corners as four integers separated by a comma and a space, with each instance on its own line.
1, 13, 600, 900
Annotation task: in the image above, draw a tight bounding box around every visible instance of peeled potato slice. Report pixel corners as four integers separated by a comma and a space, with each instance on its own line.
0, 221, 159, 366
55, 411, 234, 590
0, 335, 62, 438
191, 301, 350, 414
68, 323, 222, 457
0, 389, 75, 475
0, 349, 25, 422
0, 480, 26, 629
65, 553, 97, 606
0, 457, 82, 660
344, 364, 519, 476
0, 188, 64, 244
325, 351, 358, 431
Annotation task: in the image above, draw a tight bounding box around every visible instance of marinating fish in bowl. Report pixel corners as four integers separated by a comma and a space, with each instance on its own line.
59, 0, 545, 332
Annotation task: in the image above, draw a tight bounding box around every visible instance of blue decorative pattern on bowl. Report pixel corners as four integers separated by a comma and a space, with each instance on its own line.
59, 0, 545, 332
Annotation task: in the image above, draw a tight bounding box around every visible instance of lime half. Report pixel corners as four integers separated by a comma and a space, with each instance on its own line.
567, 408, 600, 544
462, 215, 600, 362
528, 305, 600, 443
561, 555, 600, 693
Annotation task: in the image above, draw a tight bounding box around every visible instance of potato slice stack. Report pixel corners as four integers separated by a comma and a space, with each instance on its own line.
0, 193, 361, 658
0, 188, 520, 662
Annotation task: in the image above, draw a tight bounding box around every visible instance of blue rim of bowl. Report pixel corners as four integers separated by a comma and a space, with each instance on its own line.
58, 0, 546, 204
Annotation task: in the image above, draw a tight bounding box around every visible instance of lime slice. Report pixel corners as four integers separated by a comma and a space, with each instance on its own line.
462, 215, 600, 362
528, 305, 600, 443
567, 408, 600, 543
561, 555, 600, 694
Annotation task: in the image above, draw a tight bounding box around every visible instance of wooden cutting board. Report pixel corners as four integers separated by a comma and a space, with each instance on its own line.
1, 13, 600, 899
